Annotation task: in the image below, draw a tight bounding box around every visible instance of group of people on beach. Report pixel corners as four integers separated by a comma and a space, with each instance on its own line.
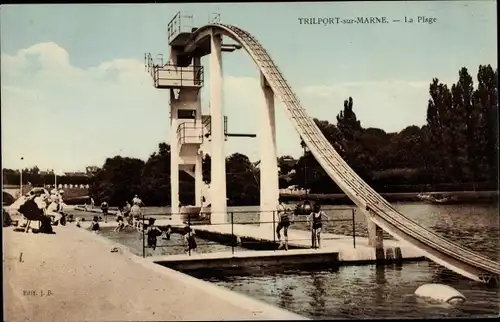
275, 197, 330, 251
87, 194, 197, 254
86, 194, 144, 231
144, 218, 197, 253
17, 188, 68, 234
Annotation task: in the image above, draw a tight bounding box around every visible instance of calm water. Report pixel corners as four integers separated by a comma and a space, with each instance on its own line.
191, 262, 499, 319
70, 202, 500, 319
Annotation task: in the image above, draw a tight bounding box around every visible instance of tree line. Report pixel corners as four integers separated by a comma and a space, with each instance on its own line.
4, 64, 497, 206
289, 64, 498, 194
2, 167, 92, 186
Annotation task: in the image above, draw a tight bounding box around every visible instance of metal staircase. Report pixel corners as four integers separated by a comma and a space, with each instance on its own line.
182, 23, 500, 284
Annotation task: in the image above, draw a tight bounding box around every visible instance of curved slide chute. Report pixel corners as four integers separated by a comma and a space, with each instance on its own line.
183, 23, 500, 283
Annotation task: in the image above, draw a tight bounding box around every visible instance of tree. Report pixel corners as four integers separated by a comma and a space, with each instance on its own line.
90, 156, 145, 205
336, 97, 362, 141
473, 65, 498, 181
140, 143, 172, 206
450, 67, 475, 181
277, 155, 295, 175
225, 153, 259, 205
426, 78, 455, 181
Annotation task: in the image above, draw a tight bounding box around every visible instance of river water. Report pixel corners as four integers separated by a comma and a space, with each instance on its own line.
190, 202, 500, 319
76, 201, 499, 319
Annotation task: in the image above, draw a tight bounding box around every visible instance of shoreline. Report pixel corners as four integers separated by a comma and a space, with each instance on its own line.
280, 190, 499, 205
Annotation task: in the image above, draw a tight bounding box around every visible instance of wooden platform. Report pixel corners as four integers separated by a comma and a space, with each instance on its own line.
150, 248, 340, 270
193, 224, 423, 262
149, 224, 426, 270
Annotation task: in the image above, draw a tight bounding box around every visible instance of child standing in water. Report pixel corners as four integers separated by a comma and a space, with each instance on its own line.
100, 201, 109, 223
163, 225, 172, 240
89, 216, 100, 234
184, 226, 197, 254
306, 203, 330, 249
114, 207, 125, 232
146, 218, 162, 251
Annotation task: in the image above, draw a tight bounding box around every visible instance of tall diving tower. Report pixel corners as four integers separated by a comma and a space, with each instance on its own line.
144, 12, 254, 224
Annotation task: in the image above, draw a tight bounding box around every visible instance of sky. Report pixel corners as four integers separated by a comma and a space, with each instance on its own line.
1, 1, 497, 172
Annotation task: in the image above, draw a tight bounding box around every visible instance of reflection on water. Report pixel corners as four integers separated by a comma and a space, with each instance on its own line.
73, 202, 499, 319
196, 262, 499, 319
187, 202, 499, 319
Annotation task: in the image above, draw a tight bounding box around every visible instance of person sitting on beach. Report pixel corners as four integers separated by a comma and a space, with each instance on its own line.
183, 226, 197, 253
18, 194, 54, 234
276, 197, 294, 251
114, 207, 125, 232
45, 195, 63, 225
306, 203, 330, 249
89, 216, 100, 233
100, 201, 109, 223
146, 218, 163, 251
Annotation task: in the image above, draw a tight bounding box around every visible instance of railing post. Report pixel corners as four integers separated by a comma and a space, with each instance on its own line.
231, 212, 234, 255
272, 210, 276, 250
142, 216, 145, 258
352, 208, 356, 249
188, 213, 191, 257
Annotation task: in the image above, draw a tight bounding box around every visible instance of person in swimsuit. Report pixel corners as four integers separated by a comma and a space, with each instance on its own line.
89, 216, 100, 233
146, 218, 163, 250
163, 225, 172, 240
184, 226, 197, 253
276, 197, 294, 250
114, 207, 125, 232
100, 201, 109, 223
307, 203, 330, 249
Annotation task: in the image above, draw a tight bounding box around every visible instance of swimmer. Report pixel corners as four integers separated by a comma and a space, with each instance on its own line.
162, 225, 172, 240
276, 197, 294, 251
306, 203, 330, 249
146, 218, 162, 250
89, 216, 100, 233
114, 208, 125, 232
184, 226, 197, 253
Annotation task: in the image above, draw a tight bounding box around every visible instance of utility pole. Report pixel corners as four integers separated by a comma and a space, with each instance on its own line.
19, 157, 24, 197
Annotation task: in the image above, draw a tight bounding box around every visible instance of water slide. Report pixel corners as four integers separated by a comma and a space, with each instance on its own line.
183, 23, 500, 284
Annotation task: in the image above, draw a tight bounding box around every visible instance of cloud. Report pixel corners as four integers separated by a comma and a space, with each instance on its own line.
1, 42, 169, 171
2, 41, 449, 171
1, 42, 302, 171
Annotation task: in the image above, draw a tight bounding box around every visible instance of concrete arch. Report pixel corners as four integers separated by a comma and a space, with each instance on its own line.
2, 192, 15, 206
179, 23, 500, 283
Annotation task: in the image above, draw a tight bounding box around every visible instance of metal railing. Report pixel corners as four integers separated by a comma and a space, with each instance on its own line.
137, 208, 357, 258
167, 11, 194, 44
177, 121, 204, 146
153, 63, 204, 88
200, 115, 228, 138
207, 23, 500, 279
145, 53, 204, 88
